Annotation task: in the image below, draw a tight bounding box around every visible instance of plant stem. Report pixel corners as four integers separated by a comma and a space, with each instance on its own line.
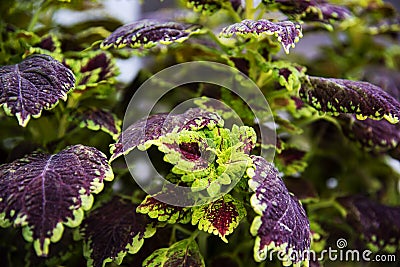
245, 0, 254, 19
196, 231, 208, 258
308, 198, 347, 217
207, 30, 230, 54
28, 0, 46, 31
223, 3, 243, 22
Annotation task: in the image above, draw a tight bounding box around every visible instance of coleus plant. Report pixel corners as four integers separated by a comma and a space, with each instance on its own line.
0, 0, 399, 267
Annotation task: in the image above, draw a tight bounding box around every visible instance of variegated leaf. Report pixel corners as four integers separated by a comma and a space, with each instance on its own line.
220, 19, 303, 54
299, 76, 400, 124
137, 195, 192, 224
0, 54, 75, 126
0, 145, 113, 256
191, 194, 246, 242
143, 238, 205, 267
80, 197, 157, 267
247, 156, 311, 265
110, 108, 223, 161
101, 19, 203, 49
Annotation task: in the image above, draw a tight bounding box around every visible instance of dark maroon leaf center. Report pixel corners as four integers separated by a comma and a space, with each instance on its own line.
179, 142, 201, 160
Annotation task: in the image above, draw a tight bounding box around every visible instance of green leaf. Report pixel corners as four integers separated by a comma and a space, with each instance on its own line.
143, 238, 205, 267
137, 195, 192, 224
184, 0, 223, 15
191, 194, 246, 242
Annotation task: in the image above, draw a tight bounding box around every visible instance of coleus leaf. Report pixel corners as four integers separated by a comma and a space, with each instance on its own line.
299, 76, 400, 124
156, 126, 252, 196
338, 195, 400, 250
64, 51, 117, 90
157, 130, 215, 176
0, 145, 113, 256
80, 197, 157, 267
73, 108, 121, 140
110, 108, 224, 161
143, 238, 205, 267
192, 194, 246, 243
0, 54, 75, 127
339, 115, 400, 152
137, 195, 192, 224
220, 19, 303, 54
275, 147, 308, 176
27, 34, 62, 57
362, 66, 400, 101
264, 0, 352, 22
101, 19, 203, 49
184, 0, 222, 14
247, 156, 311, 265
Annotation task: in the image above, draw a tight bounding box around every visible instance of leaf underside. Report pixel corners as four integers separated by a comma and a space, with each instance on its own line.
220, 19, 303, 54
0, 54, 75, 126
339, 114, 400, 151
247, 156, 311, 265
0, 145, 113, 256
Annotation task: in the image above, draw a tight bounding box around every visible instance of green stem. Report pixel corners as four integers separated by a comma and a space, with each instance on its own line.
173, 224, 194, 237
207, 30, 230, 54
308, 198, 347, 217
196, 231, 208, 258
245, 0, 254, 19
223, 3, 243, 22
27, 0, 47, 31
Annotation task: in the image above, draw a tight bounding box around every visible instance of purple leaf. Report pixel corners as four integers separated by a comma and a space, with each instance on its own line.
158, 130, 215, 175
264, 0, 352, 22
0, 145, 113, 256
75, 108, 121, 140
137, 195, 192, 224
191, 194, 246, 242
220, 19, 303, 54
276, 147, 308, 176
36, 35, 59, 52
339, 115, 400, 151
143, 238, 205, 267
79, 52, 116, 87
338, 195, 400, 250
110, 108, 223, 161
0, 54, 75, 126
101, 19, 203, 49
80, 197, 157, 267
362, 66, 400, 101
64, 51, 116, 91
299, 76, 400, 124
247, 156, 311, 264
